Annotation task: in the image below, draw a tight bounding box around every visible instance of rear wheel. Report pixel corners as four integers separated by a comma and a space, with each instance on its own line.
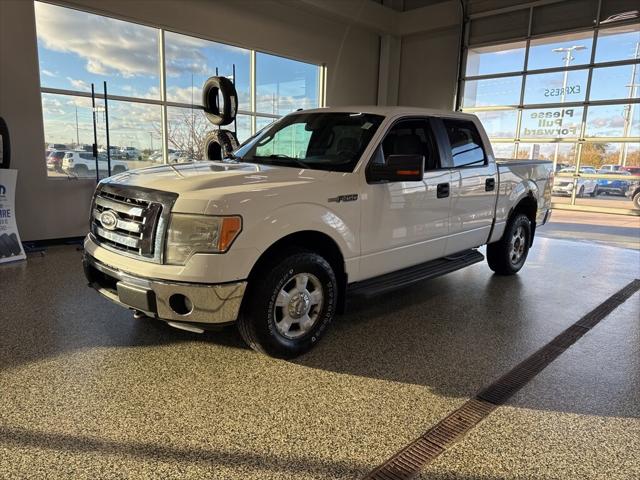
590, 186, 598, 197
487, 213, 531, 275
238, 250, 337, 358
633, 192, 640, 210
577, 186, 585, 198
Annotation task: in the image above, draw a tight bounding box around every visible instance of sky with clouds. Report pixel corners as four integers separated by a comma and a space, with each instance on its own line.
34, 1, 319, 150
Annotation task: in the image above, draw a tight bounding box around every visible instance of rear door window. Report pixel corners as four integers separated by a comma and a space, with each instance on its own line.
441, 119, 486, 168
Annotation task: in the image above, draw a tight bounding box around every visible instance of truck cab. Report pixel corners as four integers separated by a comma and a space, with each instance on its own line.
84, 106, 553, 358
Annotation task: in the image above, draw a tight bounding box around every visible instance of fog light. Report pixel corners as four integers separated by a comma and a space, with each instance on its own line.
169, 294, 193, 315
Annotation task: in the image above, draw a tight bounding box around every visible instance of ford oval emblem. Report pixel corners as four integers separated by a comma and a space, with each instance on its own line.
100, 210, 119, 231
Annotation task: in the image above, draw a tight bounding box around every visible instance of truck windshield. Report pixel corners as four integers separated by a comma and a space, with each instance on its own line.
233, 112, 384, 172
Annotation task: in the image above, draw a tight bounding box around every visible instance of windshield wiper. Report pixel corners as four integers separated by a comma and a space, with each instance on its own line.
253, 154, 310, 169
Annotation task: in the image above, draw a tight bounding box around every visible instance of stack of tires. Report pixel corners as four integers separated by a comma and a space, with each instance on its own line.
201, 76, 239, 161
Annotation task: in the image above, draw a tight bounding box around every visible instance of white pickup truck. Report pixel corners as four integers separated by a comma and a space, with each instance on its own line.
83, 106, 553, 358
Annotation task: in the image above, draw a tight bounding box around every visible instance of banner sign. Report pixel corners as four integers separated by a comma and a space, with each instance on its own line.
0, 169, 26, 264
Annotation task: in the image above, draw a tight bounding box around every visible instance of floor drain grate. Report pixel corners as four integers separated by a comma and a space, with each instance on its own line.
365, 399, 495, 480
364, 279, 640, 479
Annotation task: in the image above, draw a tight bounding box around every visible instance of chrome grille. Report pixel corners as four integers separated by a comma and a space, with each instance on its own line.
89, 184, 177, 263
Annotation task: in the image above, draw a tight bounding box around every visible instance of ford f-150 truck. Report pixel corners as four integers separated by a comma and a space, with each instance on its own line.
83, 106, 553, 358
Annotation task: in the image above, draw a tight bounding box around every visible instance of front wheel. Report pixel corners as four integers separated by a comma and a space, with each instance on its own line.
633, 192, 640, 210
238, 250, 337, 358
590, 186, 598, 197
487, 213, 532, 276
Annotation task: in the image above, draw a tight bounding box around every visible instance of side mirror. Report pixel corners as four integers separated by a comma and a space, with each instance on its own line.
367, 154, 424, 183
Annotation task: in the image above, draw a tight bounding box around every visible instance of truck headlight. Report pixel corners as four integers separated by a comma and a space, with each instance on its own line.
165, 214, 242, 265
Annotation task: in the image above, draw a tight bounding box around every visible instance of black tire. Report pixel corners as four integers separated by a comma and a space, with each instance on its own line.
487, 213, 532, 276
590, 186, 598, 197
577, 186, 585, 198
633, 192, 640, 210
202, 76, 238, 126
238, 250, 338, 358
202, 129, 239, 161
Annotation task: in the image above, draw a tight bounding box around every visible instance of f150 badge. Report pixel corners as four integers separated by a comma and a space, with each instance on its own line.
328, 194, 358, 203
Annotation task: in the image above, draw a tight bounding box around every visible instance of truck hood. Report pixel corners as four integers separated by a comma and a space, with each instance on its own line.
105, 160, 330, 195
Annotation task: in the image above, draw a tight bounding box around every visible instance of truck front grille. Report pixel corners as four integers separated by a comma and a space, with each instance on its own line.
89, 184, 177, 263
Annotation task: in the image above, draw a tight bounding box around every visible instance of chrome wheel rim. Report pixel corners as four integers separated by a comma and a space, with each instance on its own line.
509, 226, 527, 265
274, 273, 324, 339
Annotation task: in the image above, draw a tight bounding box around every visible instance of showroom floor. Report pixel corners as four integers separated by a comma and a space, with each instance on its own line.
1, 236, 639, 479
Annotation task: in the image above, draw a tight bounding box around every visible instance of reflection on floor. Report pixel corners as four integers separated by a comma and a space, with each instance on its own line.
0, 238, 638, 479
540, 208, 640, 250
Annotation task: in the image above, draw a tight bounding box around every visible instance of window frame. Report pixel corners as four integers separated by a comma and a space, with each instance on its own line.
365, 116, 445, 182
34, 1, 325, 177
437, 118, 488, 169
459, 4, 639, 214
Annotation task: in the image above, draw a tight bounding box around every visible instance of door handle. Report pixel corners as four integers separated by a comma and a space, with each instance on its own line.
485, 178, 496, 191
437, 182, 450, 198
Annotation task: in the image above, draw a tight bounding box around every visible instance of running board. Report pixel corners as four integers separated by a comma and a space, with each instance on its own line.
348, 249, 484, 298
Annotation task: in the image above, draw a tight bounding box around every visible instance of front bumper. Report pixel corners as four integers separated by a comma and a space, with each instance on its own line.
83, 253, 246, 325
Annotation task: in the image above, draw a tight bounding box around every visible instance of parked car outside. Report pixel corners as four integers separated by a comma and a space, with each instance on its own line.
625, 178, 640, 209
61, 151, 129, 177
120, 146, 141, 159
552, 167, 599, 197
622, 166, 640, 176
597, 170, 631, 196
46, 150, 67, 170
599, 164, 625, 173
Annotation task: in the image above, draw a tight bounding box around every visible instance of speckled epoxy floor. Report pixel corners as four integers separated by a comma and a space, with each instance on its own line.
0, 237, 639, 479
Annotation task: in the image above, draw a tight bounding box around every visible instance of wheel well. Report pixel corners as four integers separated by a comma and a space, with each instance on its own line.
247, 231, 348, 313
511, 194, 538, 246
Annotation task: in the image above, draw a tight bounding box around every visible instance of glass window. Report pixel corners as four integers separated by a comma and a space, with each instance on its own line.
235, 112, 384, 172
166, 106, 214, 162
256, 116, 276, 132
99, 100, 162, 173
255, 123, 312, 158
164, 31, 250, 110
623, 143, 640, 167
34, 2, 160, 99
462, 76, 522, 107
590, 64, 640, 101
524, 69, 589, 104
442, 119, 486, 167
473, 110, 519, 138
42, 93, 96, 178
595, 24, 640, 63
491, 142, 516, 159
256, 53, 319, 115
517, 142, 577, 166
580, 142, 628, 169
235, 115, 252, 144
585, 104, 640, 137
465, 41, 526, 77
527, 31, 593, 70
520, 107, 584, 138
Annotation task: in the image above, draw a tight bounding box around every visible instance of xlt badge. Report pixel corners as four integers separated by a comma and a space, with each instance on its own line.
328, 194, 358, 203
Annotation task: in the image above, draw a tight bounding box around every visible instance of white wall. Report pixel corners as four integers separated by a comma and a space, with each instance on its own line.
0, 0, 381, 240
